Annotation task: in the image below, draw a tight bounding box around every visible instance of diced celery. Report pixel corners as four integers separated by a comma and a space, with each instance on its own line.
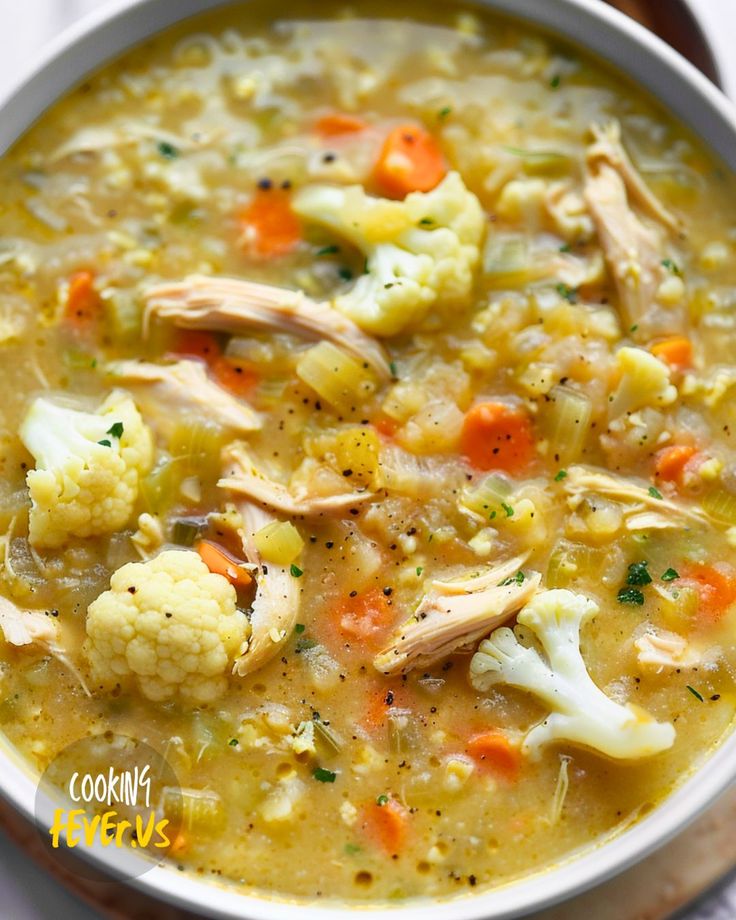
502, 146, 571, 175
701, 488, 736, 526
103, 289, 142, 342
462, 473, 513, 518
313, 718, 342, 755
139, 459, 184, 515
253, 520, 304, 565
540, 384, 592, 465
168, 420, 227, 479
162, 787, 225, 833
171, 518, 205, 547
483, 234, 533, 287
296, 342, 376, 413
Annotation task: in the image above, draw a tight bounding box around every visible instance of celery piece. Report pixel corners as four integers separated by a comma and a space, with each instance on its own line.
701, 488, 736, 526
296, 342, 376, 413
462, 473, 513, 519
253, 520, 304, 565
103, 289, 142, 342
540, 384, 592, 465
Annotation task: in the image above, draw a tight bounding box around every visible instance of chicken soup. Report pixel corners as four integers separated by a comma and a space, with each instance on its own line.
0, 0, 736, 905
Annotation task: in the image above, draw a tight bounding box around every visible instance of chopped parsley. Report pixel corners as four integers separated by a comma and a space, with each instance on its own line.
228, 738, 239, 747
415, 566, 424, 577
338, 267, 353, 282
344, 843, 361, 855
97, 439, 112, 448
389, 361, 398, 378
686, 685, 704, 702
550, 74, 561, 89
316, 244, 340, 256
294, 623, 306, 634
500, 571, 525, 587
630, 324, 639, 333
501, 502, 515, 518
617, 586, 645, 606
419, 217, 435, 226
555, 282, 578, 303
107, 421, 124, 439
626, 561, 652, 586
554, 469, 568, 482
313, 767, 337, 783
647, 485, 663, 500
661, 567, 679, 582
438, 106, 452, 120
661, 258, 682, 276
157, 140, 179, 159
558, 242, 572, 253
290, 563, 304, 578
376, 794, 389, 806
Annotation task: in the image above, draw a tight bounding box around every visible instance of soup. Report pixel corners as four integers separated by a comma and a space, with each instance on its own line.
1, 0, 736, 905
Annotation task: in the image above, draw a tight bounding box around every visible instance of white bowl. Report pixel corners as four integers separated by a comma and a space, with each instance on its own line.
1, 1, 735, 917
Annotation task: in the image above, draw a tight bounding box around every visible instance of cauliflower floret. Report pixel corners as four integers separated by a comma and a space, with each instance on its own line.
20, 392, 153, 549
85, 550, 250, 704
608, 346, 677, 419
292, 171, 485, 335
469, 588, 675, 759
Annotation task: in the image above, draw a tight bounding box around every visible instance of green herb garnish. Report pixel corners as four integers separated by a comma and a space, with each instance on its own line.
550, 74, 561, 89
416, 566, 424, 577
376, 794, 389, 806
554, 469, 568, 482
338, 267, 353, 282
316, 244, 340, 256
290, 563, 304, 578
500, 571, 525, 587
630, 324, 639, 333
648, 486, 663, 500
313, 767, 337, 783
617, 586, 645, 606
97, 439, 112, 448
661, 258, 682, 276
686, 685, 704, 702
438, 106, 452, 120
661, 568, 679, 582
294, 623, 306, 634
344, 843, 361, 855
107, 422, 124, 439
556, 282, 578, 303
389, 361, 398, 378
295, 636, 317, 652
419, 217, 434, 226
228, 738, 239, 747
157, 141, 179, 159
501, 502, 515, 518
558, 243, 572, 253
626, 561, 652, 586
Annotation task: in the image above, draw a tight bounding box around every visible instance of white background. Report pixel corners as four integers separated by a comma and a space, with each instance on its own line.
0, 1, 735, 918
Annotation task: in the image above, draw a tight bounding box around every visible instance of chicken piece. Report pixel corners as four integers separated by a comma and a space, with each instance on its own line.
0, 595, 89, 693
218, 442, 374, 517
232, 501, 300, 677
107, 359, 261, 434
563, 465, 708, 528
584, 122, 682, 339
143, 275, 391, 380
635, 628, 700, 672
373, 554, 540, 675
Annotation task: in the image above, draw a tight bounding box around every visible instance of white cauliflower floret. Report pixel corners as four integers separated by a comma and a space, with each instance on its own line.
293, 171, 485, 335
85, 550, 250, 704
608, 346, 677, 419
20, 392, 153, 549
469, 588, 675, 759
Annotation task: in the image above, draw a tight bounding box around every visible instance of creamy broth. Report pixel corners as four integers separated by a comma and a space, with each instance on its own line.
0, 0, 735, 906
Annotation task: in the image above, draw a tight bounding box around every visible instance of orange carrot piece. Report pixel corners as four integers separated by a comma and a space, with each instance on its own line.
654, 444, 698, 487
361, 798, 409, 855
211, 356, 259, 398
168, 330, 221, 364
373, 123, 446, 198
651, 337, 693, 371
466, 731, 522, 781
460, 402, 535, 473
237, 188, 301, 259
196, 540, 252, 589
315, 112, 368, 137
372, 416, 399, 439
676, 562, 736, 624
362, 682, 405, 732
335, 588, 394, 646
64, 270, 102, 327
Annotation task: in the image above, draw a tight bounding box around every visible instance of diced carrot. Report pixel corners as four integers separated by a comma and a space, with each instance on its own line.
373, 123, 446, 198
676, 562, 736, 624
651, 337, 693, 371
211, 356, 259, 398
460, 401, 535, 473
363, 682, 406, 732
237, 187, 301, 259
466, 731, 522, 781
335, 587, 394, 647
361, 798, 409, 855
314, 112, 368, 137
372, 416, 399, 439
168, 330, 221, 364
654, 444, 698, 487
196, 540, 252, 590
64, 270, 102, 327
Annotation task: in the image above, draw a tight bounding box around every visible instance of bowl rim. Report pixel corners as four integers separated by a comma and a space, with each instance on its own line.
1, 0, 736, 917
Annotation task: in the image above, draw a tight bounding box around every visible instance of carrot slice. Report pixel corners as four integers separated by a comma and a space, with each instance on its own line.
362, 682, 406, 732
211, 356, 259, 398
196, 540, 252, 589
237, 187, 301, 259
676, 563, 736, 624
654, 444, 698, 487
64, 270, 102, 327
315, 112, 368, 137
373, 123, 446, 198
361, 798, 409, 855
466, 731, 522, 781
168, 330, 221, 364
460, 402, 535, 473
651, 337, 693, 371
372, 416, 399, 439
336, 587, 393, 644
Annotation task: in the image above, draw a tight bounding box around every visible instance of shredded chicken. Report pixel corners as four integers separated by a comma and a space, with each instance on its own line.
143, 275, 391, 380
0, 596, 89, 694
563, 465, 708, 528
373, 554, 540, 675
635, 628, 701, 672
584, 122, 682, 339
219, 442, 375, 517
232, 502, 300, 677
107, 359, 261, 433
